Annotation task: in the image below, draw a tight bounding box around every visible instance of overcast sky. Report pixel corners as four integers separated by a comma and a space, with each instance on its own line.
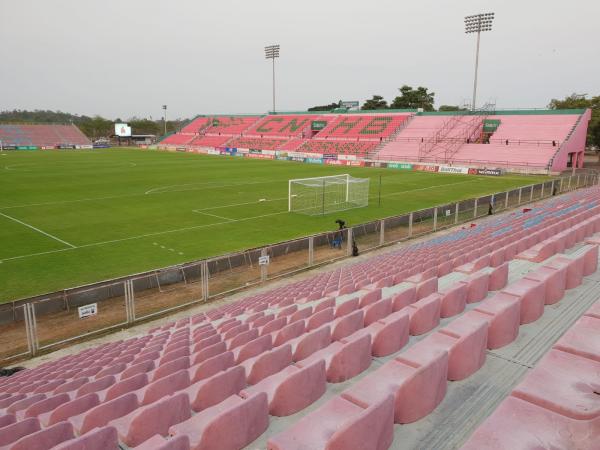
0, 0, 598, 120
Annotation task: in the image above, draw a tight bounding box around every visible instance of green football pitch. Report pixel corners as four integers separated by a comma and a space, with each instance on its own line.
0, 148, 548, 302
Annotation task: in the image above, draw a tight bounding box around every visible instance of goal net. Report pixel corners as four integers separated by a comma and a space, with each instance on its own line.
288, 174, 370, 215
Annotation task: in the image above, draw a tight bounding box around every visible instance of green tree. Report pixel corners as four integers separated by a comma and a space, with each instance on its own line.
390, 85, 435, 111
438, 105, 467, 112
361, 95, 388, 110
308, 101, 341, 112
548, 93, 600, 148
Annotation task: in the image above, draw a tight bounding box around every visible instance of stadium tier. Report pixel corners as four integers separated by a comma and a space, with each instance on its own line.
189, 135, 232, 147
2, 186, 599, 449
159, 109, 589, 172
0, 124, 91, 148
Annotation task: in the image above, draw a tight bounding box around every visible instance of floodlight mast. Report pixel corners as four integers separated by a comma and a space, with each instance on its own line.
465, 13, 494, 110
264, 44, 280, 112
162, 105, 167, 135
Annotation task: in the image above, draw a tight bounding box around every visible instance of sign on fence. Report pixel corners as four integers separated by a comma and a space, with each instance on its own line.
78, 303, 98, 319
258, 256, 270, 266
476, 168, 503, 176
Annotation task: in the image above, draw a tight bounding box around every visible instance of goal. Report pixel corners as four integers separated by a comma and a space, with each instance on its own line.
288, 174, 370, 215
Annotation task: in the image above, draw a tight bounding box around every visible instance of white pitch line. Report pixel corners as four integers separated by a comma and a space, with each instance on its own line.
0, 212, 76, 248
195, 211, 235, 221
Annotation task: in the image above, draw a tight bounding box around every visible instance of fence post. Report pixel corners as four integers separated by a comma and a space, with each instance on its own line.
408, 213, 413, 237
568, 176, 571, 190
577, 174, 581, 188
433, 207, 438, 231
379, 219, 385, 246
124, 280, 135, 323
346, 228, 354, 257
530, 185, 534, 202
505, 191, 509, 209
455, 203, 459, 224
201, 260, 209, 301
260, 248, 268, 282
518, 187, 522, 204
584, 174, 588, 187
540, 182, 544, 198
24, 303, 38, 357
473, 198, 478, 218
308, 236, 314, 266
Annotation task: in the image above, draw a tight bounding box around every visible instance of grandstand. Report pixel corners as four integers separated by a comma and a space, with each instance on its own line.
0, 124, 91, 149
160, 109, 590, 173
1, 184, 599, 449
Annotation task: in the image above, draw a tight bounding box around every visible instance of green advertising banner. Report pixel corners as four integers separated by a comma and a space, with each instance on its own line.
387, 163, 413, 170
311, 120, 327, 131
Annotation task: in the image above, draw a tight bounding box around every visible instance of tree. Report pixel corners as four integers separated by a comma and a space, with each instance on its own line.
308, 101, 341, 111
438, 105, 467, 112
548, 93, 600, 149
361, 95, 388, 110
390, 85, 435, 111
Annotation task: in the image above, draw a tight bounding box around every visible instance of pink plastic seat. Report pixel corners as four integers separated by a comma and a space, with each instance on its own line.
136, 369, 190, 406
462, 395, 600, 450
191, 334, 221, 352
415, 277, 438, 300
133, 434, 190, 450
288, 325, 331, 362
0, 417, 41, 446
471, 292, 521, 349
68, 391, 139, 434
545, 255, 583, 289
391, 285, 417, 311
331, 310, 364, 341
363, 298, 392, 326
241, 359, 326, 416
191, 341, 226, 365
359, 289, 382, 308
184, 366, 246, 412
582, 244, 598, 275
298, 333, 372, 382
23, 393, 71, 420
353, 309, 409, 357
272, 320, 305, 347
524, 265, 566, 305
438, 283, 467, 318
227, 328, 259, 350
306, 307, 334, 331
512, 349, 600, 420
267, 394, 394, 450
343, 340, 448, 423
259, 317, 288, 336
250, 313, 275, 329
488, 262, 508, 291
232, 334, 272, 364
240, 344, 293, 385
0, 414, 15, 428
6, 393, 46, 417
288, 307, 313, 324
121, 360, 156, 380
39, 393, 100, 427
151, 356, 190, 382
502, 278, 546, 324
169, 393, 269, 450
10, 421, 74, 450
189, 351, 234, 383
276, 305, 297, 319
553, 315, 600, 363
109, 392, 191, 447
334, 297, 359, 318
424, 313, 488, 380
458, 271, 489, 303
51, 425, 118, 450
407, 293, 441, 335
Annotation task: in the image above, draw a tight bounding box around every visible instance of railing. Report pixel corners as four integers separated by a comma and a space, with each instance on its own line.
1, 173, 597, 364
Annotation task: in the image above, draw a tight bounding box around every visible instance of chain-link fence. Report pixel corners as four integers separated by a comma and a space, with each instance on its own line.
1, 173, 596, 364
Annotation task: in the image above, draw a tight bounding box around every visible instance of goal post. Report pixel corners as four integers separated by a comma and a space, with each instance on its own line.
288, 174, 369, 215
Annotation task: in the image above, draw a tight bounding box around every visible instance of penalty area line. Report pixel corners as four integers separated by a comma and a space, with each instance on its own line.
0, 212, 76, 249
193, 211, 235, 221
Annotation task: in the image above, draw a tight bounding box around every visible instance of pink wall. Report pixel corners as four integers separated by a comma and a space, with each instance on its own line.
551, 109, 591, 172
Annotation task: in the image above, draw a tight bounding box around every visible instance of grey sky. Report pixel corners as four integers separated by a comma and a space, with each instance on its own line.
1, 0, 598, 120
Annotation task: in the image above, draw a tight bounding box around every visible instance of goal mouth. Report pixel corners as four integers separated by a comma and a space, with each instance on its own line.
288, 174, 370, 216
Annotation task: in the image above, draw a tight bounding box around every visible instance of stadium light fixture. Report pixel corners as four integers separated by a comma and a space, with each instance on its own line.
465, 12, 495, 110
162, 105, 167, 136
264, 44, 280, 112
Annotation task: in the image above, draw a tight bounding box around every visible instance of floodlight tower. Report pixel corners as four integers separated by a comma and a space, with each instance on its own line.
264, 44, 280, 112
162, 105, 168, 135
465, 13, 494, 110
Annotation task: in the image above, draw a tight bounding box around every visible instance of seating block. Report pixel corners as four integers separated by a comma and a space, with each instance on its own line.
524, 265, 566, 305
472, 292, 521, 349
502, 278, 546, 324
553, 315, 600, 363
459, 271, 489, 303
438, 283, 467, 318
407, 293, 441, 335
488, 262, 509, 291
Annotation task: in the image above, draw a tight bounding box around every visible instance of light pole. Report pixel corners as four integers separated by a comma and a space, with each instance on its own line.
162, 105, 167, 135
264, 44, 280, 112
465, 13, 494, 110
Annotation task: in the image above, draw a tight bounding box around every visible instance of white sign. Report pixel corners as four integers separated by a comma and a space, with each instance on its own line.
115, 123, 132, 137
438, 165, 469, 175
258, 256, 270, 266
445, 209, 451, 216
78, 303, 98, 319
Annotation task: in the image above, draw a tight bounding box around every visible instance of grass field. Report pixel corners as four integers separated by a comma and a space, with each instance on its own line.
0, 148, 549, 302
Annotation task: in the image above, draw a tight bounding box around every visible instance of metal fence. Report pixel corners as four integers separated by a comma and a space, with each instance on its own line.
1, 173, 597, 364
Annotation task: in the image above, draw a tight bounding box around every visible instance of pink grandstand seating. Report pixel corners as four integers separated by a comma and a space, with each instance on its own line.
245, 115, 317, 137
227, 137, 287, 150
298, 140, 377, 156
0, 124, 91, 148
316, 114, 409, 140
188, 135, 231, 148
3, 187, 600, 449
202, 116, 260, 135
179, 118, 210, 134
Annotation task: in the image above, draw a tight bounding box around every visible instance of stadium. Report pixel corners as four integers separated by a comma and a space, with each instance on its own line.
0, 1, 599, 450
